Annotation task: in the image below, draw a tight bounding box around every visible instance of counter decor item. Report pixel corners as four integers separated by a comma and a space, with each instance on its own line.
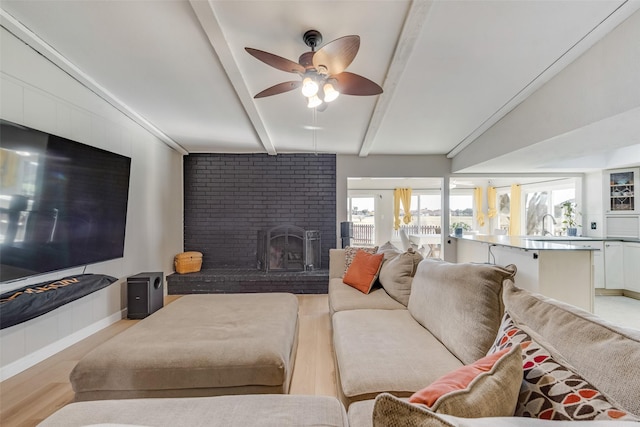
561, 201, 580, 237
174, 251, 203, 274
451, 222, 470, 237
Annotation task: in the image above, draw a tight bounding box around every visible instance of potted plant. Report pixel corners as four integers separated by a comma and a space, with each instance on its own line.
450, 222, 471, 237
561, 201, 581, 236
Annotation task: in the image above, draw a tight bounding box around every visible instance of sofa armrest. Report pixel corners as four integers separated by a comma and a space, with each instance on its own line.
329, 249, 346, 279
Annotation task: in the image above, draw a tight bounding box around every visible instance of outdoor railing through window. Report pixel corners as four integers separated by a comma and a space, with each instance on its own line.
393, 224, 441, 238
352, 223, 375, 246
351, 224, 441, 247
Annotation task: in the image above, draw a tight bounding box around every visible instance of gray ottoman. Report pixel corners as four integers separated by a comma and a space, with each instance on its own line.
38, 395, 348, 427
70, 293, 299, 401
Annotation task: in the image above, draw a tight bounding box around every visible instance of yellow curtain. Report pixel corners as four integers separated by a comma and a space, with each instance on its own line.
509, 184, 521, 236
0, 149, 19, 188
487, 186, 497, 218
474, 187, 485, 227
393, 188, 412, 230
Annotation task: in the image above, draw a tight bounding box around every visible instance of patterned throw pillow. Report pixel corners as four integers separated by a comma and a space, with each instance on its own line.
343, 246, 378, 276
489, 313, 639, 422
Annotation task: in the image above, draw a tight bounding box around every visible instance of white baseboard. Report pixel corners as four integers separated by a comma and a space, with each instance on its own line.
0, 309, 126, 381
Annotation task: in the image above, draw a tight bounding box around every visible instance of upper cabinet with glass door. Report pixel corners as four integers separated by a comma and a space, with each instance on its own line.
605, 168, 638, 214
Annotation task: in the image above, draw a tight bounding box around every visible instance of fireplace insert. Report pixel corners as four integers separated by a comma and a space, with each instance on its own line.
257, 225, 320, 272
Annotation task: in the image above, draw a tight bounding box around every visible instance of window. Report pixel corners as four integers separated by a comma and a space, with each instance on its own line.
450, 190, 473, 232
417, 194, 442, 232
497, 192, 511, 233
395, 193, 442, 236
348, 195, 376, 246
524, 187, 575, 236
525, 191, 549, 235
492, 179, 577, 236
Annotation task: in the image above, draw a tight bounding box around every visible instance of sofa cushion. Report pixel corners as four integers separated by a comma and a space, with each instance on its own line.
502, 281, 640, 417
409, 345, 522, 418
343, 246, 379, 275
376, 241, 403, 261
70, 294, 299, 400
38, 395, 349, 427
332, 309, 463, 405
370, 394, 633, 427
343, 251, 385, 294
330, 249, 347, 279
408, 259, 516, 365
488, 312, 639, 421
328, 278, 406, 315
378, 248, 423, 306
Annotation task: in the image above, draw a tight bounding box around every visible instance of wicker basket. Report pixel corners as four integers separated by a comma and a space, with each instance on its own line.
174, 251, 203, 274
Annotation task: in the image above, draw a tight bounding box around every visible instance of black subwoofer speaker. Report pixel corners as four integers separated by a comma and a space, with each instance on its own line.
340, 221, 353, 248
127, 272, 164, 319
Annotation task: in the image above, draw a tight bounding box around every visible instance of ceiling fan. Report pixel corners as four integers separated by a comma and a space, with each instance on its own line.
245, 30, 383, 110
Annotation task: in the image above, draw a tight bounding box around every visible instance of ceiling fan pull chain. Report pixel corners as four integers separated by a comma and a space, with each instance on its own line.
312, 107, 318, 155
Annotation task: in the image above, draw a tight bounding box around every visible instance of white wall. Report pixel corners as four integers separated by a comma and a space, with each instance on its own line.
0, 27, 183, 380
583, 171, 605, 237
452, 9, 640, 172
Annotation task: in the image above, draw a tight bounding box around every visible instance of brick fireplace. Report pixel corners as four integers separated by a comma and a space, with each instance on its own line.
170, 153, 336, 294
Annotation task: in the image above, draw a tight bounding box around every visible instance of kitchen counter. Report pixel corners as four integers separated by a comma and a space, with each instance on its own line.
450, 235, 596, 312
449, 234, 600, 250
451, 234, 640, 246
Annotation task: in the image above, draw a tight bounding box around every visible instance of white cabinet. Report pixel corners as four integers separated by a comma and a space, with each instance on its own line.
569, 241, 604, 288
593, 250, 605, 289
604, 168, 638, 215
623, 242, 640, 293
604, 241, 624, 289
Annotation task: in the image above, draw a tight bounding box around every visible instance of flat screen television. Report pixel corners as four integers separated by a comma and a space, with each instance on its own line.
0, 119, 131, 283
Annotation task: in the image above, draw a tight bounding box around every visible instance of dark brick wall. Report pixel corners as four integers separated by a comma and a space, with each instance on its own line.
184, 153, 336, 270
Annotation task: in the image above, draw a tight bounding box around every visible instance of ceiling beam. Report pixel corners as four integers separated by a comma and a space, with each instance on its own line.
189, 0, 276, 155
0, 8, 189, 155
358, 0, 433, 157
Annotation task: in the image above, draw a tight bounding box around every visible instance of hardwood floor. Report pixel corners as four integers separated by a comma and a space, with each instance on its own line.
0, 294, 336, 427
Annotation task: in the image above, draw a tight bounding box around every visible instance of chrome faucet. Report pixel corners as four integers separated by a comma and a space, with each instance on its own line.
541, 214, 557, 236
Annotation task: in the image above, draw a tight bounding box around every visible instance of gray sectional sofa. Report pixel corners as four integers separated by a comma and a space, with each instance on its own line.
39, 247, 640, 426
330, 248, 517, 407
329, 247, 640, 426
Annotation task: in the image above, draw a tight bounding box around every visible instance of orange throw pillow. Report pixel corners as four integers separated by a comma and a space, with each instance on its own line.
343, 250, 385, 294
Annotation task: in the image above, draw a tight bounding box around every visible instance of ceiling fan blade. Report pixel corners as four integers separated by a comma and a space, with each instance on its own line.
254, 81, 301, 98
245, 48, 305, 74
332, 72, 383, 96
312, 35, 360, 75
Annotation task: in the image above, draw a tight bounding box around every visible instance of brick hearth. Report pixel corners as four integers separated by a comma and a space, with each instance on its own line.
167, 268, 329, 295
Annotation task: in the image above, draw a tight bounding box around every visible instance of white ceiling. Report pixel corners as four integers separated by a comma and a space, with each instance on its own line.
1, 0, 639, 171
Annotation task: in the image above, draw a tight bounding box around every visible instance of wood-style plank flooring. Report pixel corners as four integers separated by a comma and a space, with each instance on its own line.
0, 294, 336, 427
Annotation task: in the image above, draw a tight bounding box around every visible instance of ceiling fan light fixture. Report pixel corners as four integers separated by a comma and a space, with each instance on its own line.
323, 82, 339, 102
301, 77, 319, 97
246, 31, 383, 105
307, 95, 322, 109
